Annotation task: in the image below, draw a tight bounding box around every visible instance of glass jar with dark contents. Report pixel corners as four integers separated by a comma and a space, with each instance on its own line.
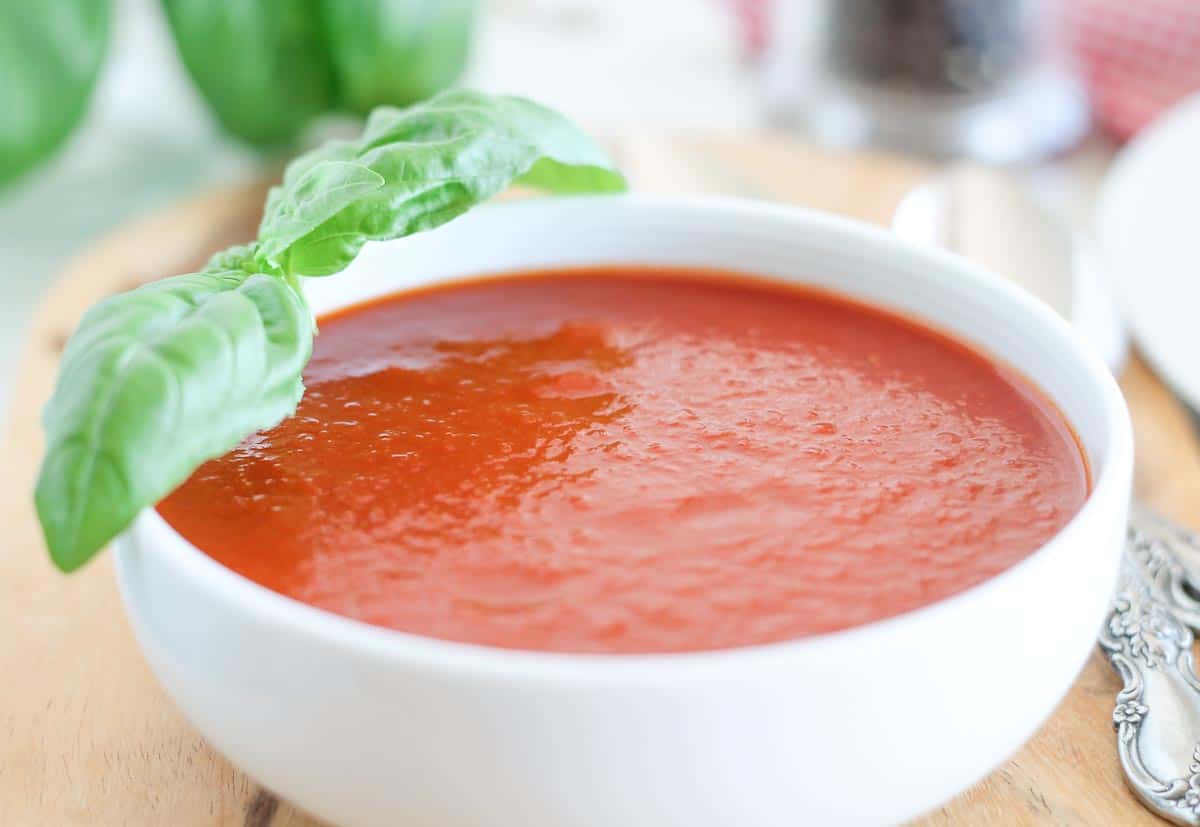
829, 0, 1030, 95
766, 0, 1089, 163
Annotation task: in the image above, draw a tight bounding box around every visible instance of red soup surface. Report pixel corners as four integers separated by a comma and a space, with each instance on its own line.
159, 268, 1089, 653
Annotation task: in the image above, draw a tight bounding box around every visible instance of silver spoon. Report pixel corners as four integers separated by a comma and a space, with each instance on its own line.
1107, 508, 1200, 825
890, 162, 1128, 371
891, 172, 1200, 824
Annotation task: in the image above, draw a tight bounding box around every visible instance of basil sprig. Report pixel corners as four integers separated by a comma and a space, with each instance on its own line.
36, 90, 626, 571
254, 90, 627, 277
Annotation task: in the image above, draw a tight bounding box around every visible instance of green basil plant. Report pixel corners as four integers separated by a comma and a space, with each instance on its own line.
0, 0, 111, 187
0, 0, 478, 186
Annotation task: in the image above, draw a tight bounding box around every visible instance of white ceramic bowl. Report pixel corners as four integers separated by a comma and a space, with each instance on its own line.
115, 196, 1132, 827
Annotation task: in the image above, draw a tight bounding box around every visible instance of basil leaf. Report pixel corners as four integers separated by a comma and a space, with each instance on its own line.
255, 89, 626, 277
35, 271, 312, 571
0, 0, 110, 187
161, 0, 335, 147
319, 0, 477, 115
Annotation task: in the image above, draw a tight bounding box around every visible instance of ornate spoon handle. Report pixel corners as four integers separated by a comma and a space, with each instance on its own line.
1125, 506, 1200, 628
1100, 508, 1200, 825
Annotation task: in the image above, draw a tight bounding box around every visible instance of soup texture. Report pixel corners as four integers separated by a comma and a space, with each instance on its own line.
159, 268, 1088, 653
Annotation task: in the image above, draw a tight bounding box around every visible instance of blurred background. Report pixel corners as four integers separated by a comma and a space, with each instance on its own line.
1, 0, 1198, 415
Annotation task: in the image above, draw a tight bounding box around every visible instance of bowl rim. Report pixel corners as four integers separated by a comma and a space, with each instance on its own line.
117, 194, 1133, 682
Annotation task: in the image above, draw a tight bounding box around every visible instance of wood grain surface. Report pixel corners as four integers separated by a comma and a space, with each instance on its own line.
1, 134, 1193, 826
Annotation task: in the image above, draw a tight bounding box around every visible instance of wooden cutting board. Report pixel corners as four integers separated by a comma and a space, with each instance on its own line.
2, 134, 1196, 826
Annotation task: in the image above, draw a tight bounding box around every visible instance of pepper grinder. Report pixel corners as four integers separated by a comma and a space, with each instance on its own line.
764, 0, 1090, 164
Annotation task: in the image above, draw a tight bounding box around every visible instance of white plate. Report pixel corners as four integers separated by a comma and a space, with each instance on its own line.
1096, 92, 1200, 409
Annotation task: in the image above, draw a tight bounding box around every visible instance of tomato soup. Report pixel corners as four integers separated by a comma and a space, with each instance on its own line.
158, 268, 1088, 653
